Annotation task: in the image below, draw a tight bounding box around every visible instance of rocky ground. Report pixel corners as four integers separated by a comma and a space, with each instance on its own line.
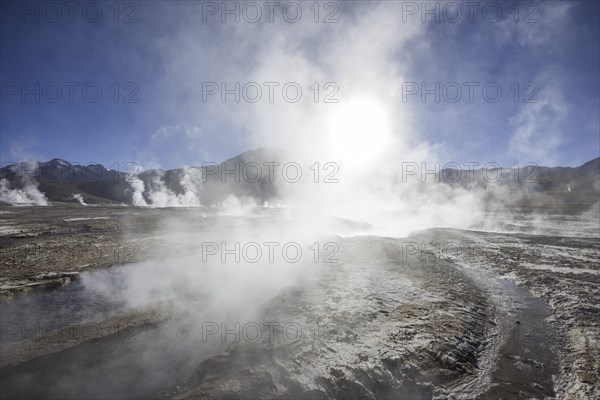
0, 204, 598, 399
409, 228, 600, 399
171, 236, 497, 399
0, 204, 154, 295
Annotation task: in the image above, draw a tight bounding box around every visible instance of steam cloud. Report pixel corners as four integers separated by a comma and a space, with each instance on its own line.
71, 193, 87, 205
2, 2, 596, 398
0, 161, 48, 206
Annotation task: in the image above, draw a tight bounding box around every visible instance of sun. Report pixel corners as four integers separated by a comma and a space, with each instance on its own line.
325, 97, 392, 169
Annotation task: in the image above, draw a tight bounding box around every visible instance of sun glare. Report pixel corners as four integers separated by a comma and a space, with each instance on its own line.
326, 98, 392, 168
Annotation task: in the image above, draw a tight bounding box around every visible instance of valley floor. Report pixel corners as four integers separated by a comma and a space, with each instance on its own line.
0, 205, 598, 399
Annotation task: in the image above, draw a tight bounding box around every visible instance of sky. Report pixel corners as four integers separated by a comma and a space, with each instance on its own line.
1, 0, 599, 170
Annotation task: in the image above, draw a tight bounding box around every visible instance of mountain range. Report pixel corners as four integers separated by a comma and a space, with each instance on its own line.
1, 148, 598, 209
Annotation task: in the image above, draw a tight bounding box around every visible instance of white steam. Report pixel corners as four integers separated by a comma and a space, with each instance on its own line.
128, 177, 148, 207
0, 161, 48, 206
71, 193, 87, 205
127, 168, 204, 208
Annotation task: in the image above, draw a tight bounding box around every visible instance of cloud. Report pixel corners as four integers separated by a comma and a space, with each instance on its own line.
128, 124, 206, 170
490, 1, 576, 47
508, 84, 567, 164
135, 2, 429, 170
1, 137, 44, 164
152, 124, 203, 143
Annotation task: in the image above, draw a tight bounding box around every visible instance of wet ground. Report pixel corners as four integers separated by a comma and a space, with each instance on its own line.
0, 204, 598, 399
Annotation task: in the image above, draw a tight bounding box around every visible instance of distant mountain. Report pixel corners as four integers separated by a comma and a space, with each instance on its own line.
1, 150, 598, 208
534, 157, 600, 192
437, 157, 599, 211
0, 158, 132, 204
0, 148, 293, 205
440, 157, 600, 192
134, 147, 293, 206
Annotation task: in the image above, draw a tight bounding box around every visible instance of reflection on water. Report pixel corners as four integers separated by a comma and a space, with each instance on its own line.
1, 268, 128, 344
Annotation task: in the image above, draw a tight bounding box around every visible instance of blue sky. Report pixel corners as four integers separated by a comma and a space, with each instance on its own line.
1, 0, 598, 170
